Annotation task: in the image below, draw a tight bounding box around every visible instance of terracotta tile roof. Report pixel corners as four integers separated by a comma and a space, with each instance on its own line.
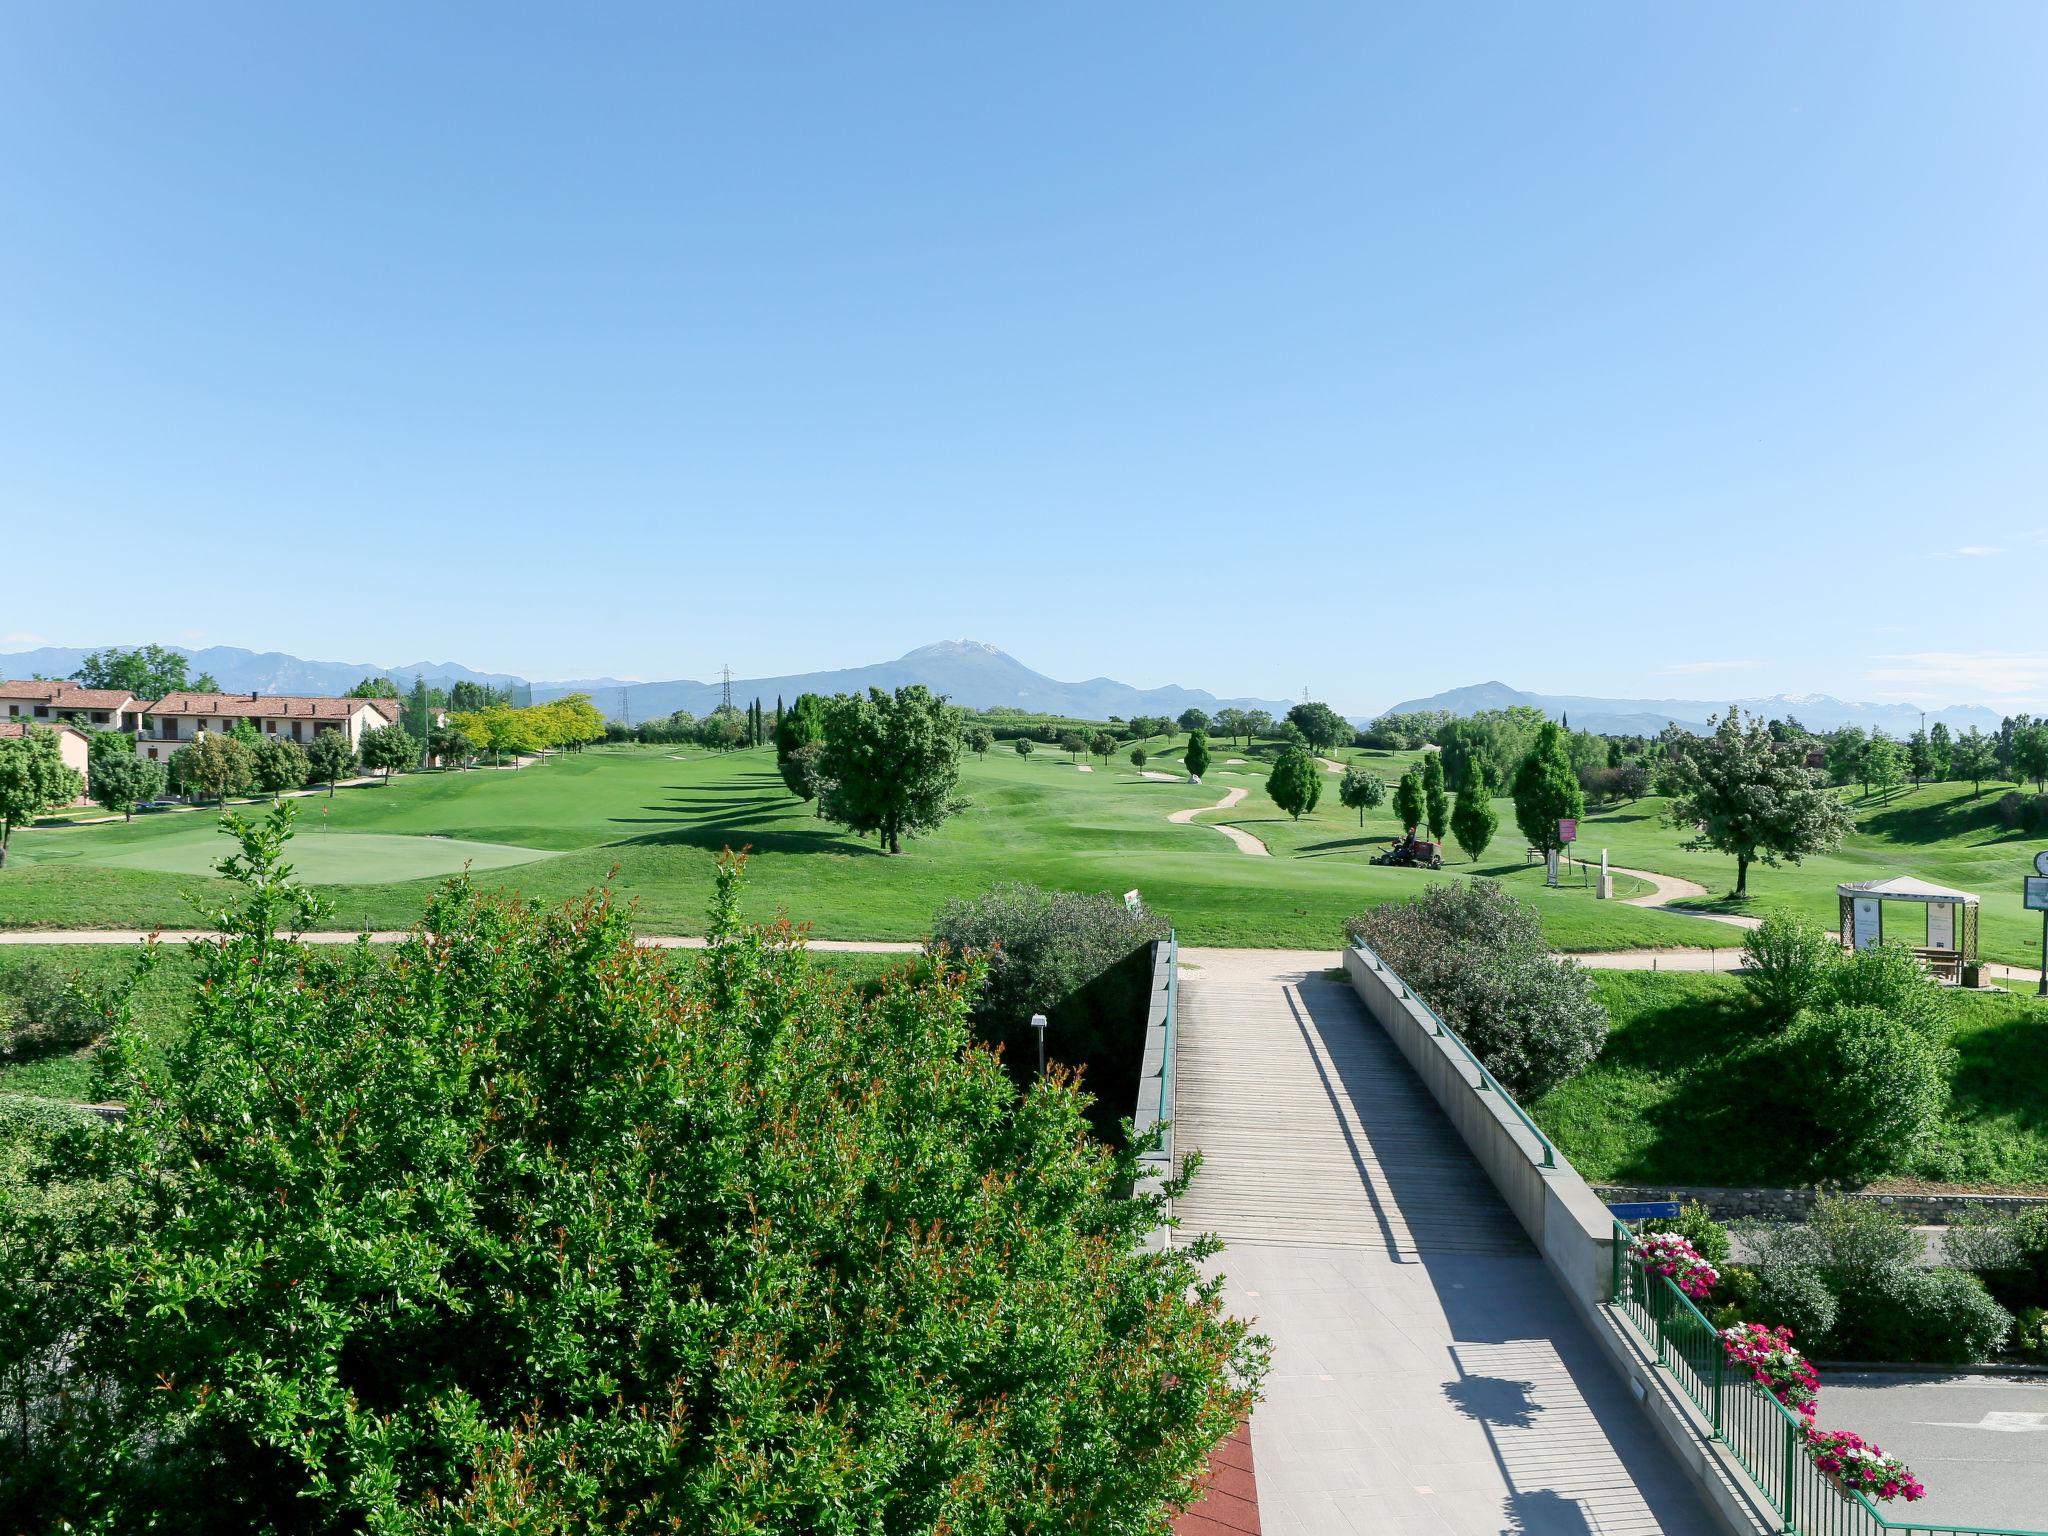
144, 691, 381, 721
0, 720, 89, 742
1173, 1421, 1259, 1536
367, 697, 403, 721
0, 680, 138, 710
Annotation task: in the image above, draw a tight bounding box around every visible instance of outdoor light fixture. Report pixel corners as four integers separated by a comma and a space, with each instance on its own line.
1030, 1012, 1048, 1077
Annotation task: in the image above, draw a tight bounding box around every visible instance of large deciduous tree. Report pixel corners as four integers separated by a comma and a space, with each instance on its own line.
1177, 707, 1211, 736
1286, 701, 1348, 756
1951, 726, 1997, 795
819, 686, 966, 854
1338, 764, 1385, 827
359, 723, 419, 781
249, 736, 310, 801
306, 727, 358, 795
69, 643, 189, 701
174, 732, 255, 808
1861, 731, 1906, 802
0, 814, 1265, 1531
1663, 710, 1854, 899
1450, 764, 1499, 864
1511, 721, 1584, 882
1266, 746, 1321, 820
88, 748, 166, 822
2015, 723, 2048, 793
0, 725, 85, 865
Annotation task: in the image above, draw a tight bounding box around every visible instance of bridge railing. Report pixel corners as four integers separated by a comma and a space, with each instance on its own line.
1612, 1222, 2043, 1536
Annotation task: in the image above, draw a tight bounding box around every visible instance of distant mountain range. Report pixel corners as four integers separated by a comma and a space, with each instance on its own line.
0, 644, 527, 699
532, 641, 1298, 723
3, 642, 2012, 736
1374, 681, 2007, 737
0, 639, 1295, 722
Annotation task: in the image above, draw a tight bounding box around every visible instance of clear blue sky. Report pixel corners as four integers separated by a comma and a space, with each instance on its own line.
4, 4, 2045, 714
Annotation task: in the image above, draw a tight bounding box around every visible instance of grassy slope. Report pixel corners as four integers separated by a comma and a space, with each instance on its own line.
1531, 971, 2048, 1189
0, 744, 1720, 951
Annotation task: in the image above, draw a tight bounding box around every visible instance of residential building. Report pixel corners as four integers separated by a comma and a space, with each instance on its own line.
135, 692, 396, 762
0, 680, 144, 732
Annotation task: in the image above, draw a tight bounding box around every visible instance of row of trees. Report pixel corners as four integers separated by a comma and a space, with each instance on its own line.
1816, 719, 2048, 799
69, 643, 219, 699
447, 694, 605, 765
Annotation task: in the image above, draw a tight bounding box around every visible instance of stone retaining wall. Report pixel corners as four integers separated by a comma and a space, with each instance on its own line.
1595, 1182, 2048, 1225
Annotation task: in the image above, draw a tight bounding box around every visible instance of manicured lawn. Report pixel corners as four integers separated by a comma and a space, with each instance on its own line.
0, 745, 1723, 951
1531, 971, 2048, 1190
1555, 781, 2048, 968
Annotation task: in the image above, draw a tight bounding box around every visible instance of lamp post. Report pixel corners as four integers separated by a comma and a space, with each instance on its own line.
1030, 1012, 1048, 1078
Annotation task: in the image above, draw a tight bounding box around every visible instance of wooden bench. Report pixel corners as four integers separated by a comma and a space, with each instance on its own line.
1910, 947, 1962, 983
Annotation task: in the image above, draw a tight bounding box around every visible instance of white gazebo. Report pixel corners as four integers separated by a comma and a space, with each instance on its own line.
1836, 876, 1981, 982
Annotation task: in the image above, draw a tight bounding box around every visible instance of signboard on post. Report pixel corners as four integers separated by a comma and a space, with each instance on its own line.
2026, 877, 2048, 914
1558, 818, 1577, 846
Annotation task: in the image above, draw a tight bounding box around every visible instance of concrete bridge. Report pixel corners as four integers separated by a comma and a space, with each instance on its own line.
1170, 947, 1725, 1536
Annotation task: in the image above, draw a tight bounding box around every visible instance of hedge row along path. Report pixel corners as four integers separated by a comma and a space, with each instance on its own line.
1166, 786, 1269, 857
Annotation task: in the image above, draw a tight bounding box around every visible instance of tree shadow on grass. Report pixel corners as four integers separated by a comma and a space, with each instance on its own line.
608, 822, 886, 857
1859, 794, 2027, 847
1295, 834, 1392, 856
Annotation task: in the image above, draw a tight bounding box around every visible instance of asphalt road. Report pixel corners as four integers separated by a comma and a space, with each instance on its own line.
1816, 1371, 2048, 1528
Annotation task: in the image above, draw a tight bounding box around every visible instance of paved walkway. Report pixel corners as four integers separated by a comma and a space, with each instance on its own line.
1170, 786, 1270, 857
1172, 948, 1717, 1535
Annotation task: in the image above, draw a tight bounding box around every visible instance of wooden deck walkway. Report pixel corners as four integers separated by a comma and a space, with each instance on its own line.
1170, 948, 1718, 1536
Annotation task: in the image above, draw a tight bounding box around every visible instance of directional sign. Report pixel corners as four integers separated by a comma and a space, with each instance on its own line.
2027, 877, 2048, 914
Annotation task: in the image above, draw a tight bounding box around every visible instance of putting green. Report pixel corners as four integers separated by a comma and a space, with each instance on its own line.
81, 831, 551, 885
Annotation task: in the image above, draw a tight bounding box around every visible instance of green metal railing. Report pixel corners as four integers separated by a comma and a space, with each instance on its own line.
1351, 943, 1555, 1168
1612, 1222, 2043, 1536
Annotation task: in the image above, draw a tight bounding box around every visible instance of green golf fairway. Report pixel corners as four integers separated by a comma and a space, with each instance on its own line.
82, 830, 547, 884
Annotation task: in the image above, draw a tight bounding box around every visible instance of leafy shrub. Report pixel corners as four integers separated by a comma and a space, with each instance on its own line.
1749, 1265, 1839, 1347
929, 881, 1171, 1135
1779, 1003, 1952, 1182
0, 812, 1261, 1532
1848, 1266, 2010, 1364
1709, 1263, 1760, 1329
1945, 1205, 2048, 1311
1345, 880, 1608, 1098
1745, 1198, 2009, 1361
2012, 1307, 2048, 1362
1740, 912, 1840, 1024
1993, 791, 2048, 834
1827, 941, 1952, 1043
0, 957, 106, 1060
